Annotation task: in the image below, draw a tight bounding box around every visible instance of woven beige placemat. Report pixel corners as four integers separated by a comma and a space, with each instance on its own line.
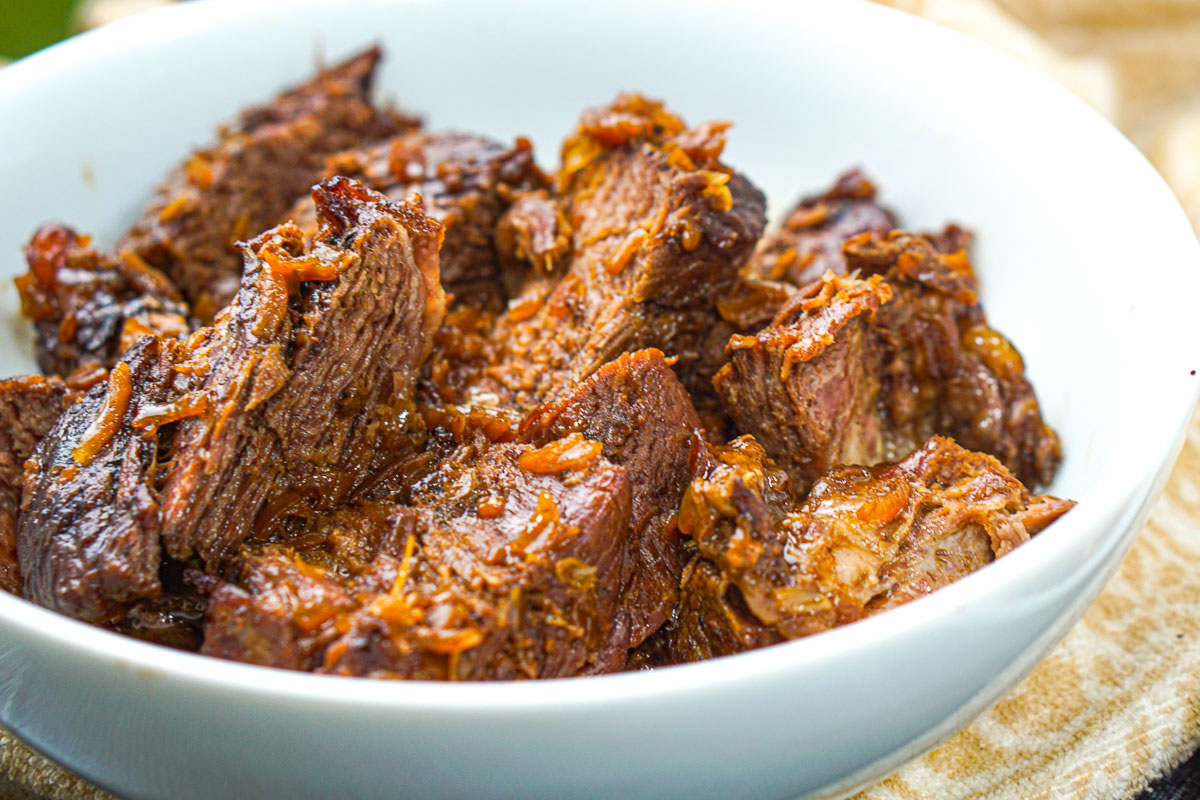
3, 1, 1200, 798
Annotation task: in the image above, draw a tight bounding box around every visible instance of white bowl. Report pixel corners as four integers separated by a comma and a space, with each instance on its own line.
0, 1, 1197, 798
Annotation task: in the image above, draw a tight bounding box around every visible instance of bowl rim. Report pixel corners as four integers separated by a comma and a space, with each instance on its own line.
1, 0, 1198, 712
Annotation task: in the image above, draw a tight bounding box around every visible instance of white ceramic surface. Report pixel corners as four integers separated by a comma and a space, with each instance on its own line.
0, 1, 1197, 798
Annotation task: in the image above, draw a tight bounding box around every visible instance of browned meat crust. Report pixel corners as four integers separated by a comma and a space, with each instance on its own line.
200, 436, 633, 680
654, 557, 783, 666
17, 224, 190, 377
0, 376, 75, 594
19, 178, 444, 622
665, 435, 1073, 660
161, 177, 444, 567
521, 348, 707, 646
714, 232, 1061, 490
287, 130, 548, 300
716, 170, 972, 336
484, 94, 767, 408
196, 547, 359, 672
119, 47, 413, 322
18, 338, 181, 622
748, 169, 896, 288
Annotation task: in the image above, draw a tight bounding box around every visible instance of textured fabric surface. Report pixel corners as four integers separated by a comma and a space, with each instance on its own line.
3, 0, 1200, 798
0, 731, 110, 800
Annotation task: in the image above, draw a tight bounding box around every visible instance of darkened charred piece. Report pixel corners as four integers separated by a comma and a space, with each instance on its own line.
521, 348, 705, 646
0, 375, 75, 594
160, 178, 445, 568
201, 436, 633, 680
666, 435, 1073, 659
485, 94, 767, 408
715, 232, 1061, 490
17, 224, 190, 377
288, 131, 548, 299
18, 338, 181, 622
119, 48, 413, 322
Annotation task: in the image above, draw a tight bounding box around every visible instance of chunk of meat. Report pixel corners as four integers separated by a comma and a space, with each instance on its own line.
119, 48, 412, 321
288, 131, 548, 300
521, 348, 705, 645
715, 272, 895, 491
746, 168, 896, 288
714, 170, 895, 336
161, 177, 445, 567
16, 224, 190, 376
494, 189, 572, 281
668, 435, 1073, 656
484, 94, 766, 408
714, 232, 1061, 490
196, 550, 358, 670
718, 173, 976, 334
925, 223, 974, 258
853, 231, 1056, 486
18, 179, 444, 623
338, 443, 630, 680
662, 557, 783, 664
0, 375, 74, 594
201, 438, 633, 679
18, 338, 180, 621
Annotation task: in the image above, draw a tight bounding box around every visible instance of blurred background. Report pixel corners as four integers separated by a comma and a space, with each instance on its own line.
0, 0, 75, 63
3, 0, 1200, 233
0, 0, 173, 64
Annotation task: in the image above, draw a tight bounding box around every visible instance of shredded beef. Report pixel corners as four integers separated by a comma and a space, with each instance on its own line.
521, 348, 706, 645
119, 48, 412, 321
200, 436, 632, 679
484, 94, 766, 408
8, 71, 1077, 681
664, 435, 1073, 659
714, 231, 1061, 490
0, 376, 75, 594
17, 224, 190, 377
288, 131, 547, 300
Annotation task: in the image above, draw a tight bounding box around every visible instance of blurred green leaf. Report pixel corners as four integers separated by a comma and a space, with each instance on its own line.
0, 0, 78, 61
